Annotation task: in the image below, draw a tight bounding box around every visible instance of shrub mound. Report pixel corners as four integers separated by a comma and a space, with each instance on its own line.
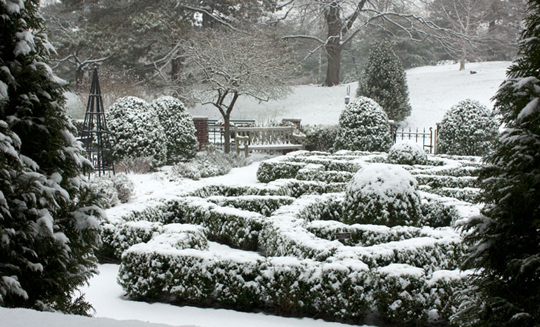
151, 96, 198, 163
343, 163, 422, 226
107, 96, 167, 167
387, 141, 428, 165
437, 99, 498, 156
334, 97, 393, 152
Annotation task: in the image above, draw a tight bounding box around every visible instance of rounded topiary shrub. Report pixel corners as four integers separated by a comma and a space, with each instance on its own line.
151, 96, 198, 163
437, 99, 498, 156
107, 96, 167, 167
387, 141, 428, 165
334, 97, 393, 152
343, 163, 422, 226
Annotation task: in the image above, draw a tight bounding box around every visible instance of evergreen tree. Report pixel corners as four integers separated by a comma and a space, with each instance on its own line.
357, 41, 412, 122
454, 1, 540, 326
0, 0, 102, 314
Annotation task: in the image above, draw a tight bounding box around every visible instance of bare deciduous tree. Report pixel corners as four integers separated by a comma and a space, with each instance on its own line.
273, 0, 459, 86
181, 29, 295, 153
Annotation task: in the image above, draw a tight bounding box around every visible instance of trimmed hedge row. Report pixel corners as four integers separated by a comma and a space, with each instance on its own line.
419, 186, 480, 203
101, 221, 208, 259
414, 174, 478, 189
307, 220, 458, 247
119, 244, 470, 326
206, 195, 295, 217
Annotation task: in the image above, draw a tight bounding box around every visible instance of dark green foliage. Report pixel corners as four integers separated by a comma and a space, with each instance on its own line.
302, 124, 338, 152
357, 41, 412, 122
333, 97, 393, 152
0, 0, 102, 314
455, 1, 540, 326
151, 96, 198, 163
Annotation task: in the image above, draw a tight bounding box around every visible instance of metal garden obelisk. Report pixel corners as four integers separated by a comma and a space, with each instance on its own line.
80, 67, 115, 175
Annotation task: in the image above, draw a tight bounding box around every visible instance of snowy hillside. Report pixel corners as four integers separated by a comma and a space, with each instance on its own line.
189, 61, 510, 128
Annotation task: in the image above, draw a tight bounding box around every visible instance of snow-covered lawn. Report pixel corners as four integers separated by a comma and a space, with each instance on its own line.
190, 61, 510, 128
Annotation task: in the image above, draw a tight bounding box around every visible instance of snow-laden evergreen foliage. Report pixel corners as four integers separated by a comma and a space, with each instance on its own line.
107, 96, 167, 167
151, 96, 198, 163
437, 99, 498, 156
343, 164, 422, 226
0, 0, 103, 314
387, 141, 428, 165
334, 97, 393, 152
357, 41, 412, 122
454, 1, 540, 326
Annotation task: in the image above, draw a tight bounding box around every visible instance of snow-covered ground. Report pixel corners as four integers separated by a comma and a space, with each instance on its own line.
189, 61, 509, 129
4, 62, 508, 327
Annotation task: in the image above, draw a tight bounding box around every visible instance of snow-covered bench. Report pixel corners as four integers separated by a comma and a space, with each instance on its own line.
234, 126, 305, 156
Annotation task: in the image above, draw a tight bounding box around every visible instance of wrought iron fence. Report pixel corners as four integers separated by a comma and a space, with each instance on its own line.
391, 126, 437, 154
207, 119, 256, 151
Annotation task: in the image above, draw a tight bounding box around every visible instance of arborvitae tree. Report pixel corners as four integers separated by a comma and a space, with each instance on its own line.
357, 41, 412, 122
0, 0, 102, 314
454, 1, 540, 326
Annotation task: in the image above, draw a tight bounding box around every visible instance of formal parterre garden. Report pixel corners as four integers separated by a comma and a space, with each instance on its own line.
101, 148, 484, 326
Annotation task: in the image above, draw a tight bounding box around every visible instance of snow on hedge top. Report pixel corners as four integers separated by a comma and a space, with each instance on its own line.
378, 263, 425, 278
347, 163, 417, 201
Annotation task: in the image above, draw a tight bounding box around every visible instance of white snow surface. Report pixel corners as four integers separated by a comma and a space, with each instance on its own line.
189, 61, 510, 129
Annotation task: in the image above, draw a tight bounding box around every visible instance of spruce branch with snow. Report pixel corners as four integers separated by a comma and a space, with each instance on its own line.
0, 0, 103, 314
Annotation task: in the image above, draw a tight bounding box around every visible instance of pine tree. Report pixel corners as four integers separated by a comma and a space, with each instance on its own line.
357, 41, 412, 122
0, 0, 102, 314
455, 1, 540, 326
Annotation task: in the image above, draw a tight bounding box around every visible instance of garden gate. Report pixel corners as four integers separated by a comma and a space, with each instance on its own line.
391, 126, 437, 154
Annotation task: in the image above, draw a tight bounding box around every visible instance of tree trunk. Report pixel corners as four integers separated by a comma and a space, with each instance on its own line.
75, 65, 84, 93
324, 42, 342, 86
324, 2, 343, 86
223, 114, 231, 154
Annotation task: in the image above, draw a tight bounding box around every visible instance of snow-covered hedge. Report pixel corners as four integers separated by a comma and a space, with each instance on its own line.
374, 264, 429, 326
151, 96, 198, 163
101, 222, 208, 259
414, 174, 478, 189
256, 160, 307, 183
118, 244, 469, 325
437, 99, 498, 156
206, 195, 295, 217
295, 164, 355, 183
307, 220, 457, 247
302, 124, 338, 152
107, 96, 167, 167
118, 245, 371, 321
419, 186, 480, 203
343, 164, 422, 226
334, 97, 393, 152
419, 197, 461, 227
387, 141, 428, 165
